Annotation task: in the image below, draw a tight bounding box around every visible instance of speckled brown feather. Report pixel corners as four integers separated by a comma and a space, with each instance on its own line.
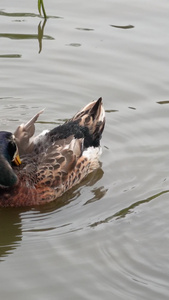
0, 141, 90, 207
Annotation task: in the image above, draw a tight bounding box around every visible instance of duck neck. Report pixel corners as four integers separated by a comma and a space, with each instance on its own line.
0, 155, 18, 187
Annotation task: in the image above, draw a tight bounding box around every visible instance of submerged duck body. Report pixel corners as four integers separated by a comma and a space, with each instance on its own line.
0, 98, 105, 207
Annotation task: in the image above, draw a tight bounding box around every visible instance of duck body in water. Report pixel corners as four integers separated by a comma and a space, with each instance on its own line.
0, 98, 105, 207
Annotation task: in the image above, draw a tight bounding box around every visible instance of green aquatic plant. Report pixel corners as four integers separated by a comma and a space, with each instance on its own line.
38, 0, 47, 18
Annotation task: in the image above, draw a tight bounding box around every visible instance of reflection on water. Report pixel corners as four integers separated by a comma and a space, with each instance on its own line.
38, 19, 47, 53
76, 28, 94, 31
0, 20, 53, 53
157, 101, 169, 105
84, 186, 107, 204
0, 209, 22, 261
90, 190, 169, 228
67, 43, 81, 47
0, 10, 61, 19
0, 31, 53, 41
83, 168, 108, 204
110, 24, 134, 29
0, 54, 21, 58
0, 10, 55, 53
0, 11, 40, 18
105, 109, 119, 113
0, 167, 105, 260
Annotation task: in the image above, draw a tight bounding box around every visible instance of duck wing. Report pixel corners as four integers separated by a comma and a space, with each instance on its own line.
35, 137, 90, 199
14, 110, 44, 155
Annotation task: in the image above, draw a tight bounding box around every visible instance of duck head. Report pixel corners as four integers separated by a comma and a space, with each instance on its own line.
0, 131, 21, 187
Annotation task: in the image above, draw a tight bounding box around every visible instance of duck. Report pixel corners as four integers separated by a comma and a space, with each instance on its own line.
0, 97, 105, 207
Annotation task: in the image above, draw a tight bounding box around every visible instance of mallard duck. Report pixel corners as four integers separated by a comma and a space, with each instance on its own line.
0, 97, 105, 207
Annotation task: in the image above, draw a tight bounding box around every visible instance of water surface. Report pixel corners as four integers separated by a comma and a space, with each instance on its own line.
1, 0, 169, 299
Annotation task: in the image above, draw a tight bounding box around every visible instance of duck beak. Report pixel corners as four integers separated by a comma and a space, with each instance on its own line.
13, 154, 21, 166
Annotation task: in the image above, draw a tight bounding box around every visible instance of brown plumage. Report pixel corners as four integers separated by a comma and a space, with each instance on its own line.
0, 98, 105, 207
